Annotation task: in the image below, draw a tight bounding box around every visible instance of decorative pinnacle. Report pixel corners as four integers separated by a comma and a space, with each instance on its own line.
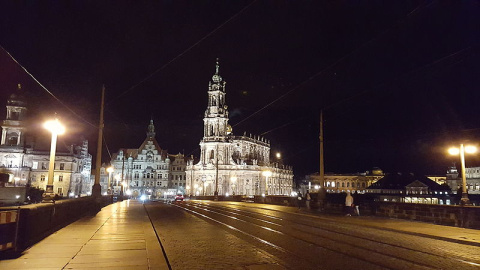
215, 58, 220, 75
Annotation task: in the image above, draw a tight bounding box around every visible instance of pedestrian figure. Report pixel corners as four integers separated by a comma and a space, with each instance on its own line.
297, 192, 302, 209
305, 190, 311, 209
345, 192, 354, 216
355, 204, 360, 216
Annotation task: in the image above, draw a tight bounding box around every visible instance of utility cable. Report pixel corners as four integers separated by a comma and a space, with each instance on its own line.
232, 0, 435, 128
0, 45, 98, 128
110, 0, 258, 104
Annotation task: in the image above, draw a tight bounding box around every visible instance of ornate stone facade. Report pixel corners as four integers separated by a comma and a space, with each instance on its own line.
0, 84, 92, 198
186, 60, 294, 197
446, 166, 480, 194
110, 120, 172, 198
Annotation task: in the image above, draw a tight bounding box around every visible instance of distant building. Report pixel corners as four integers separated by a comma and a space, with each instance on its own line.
110, 120, 171, 198
186, 60, 294, 197
301, 168, 384, 195
367, 172, 452, 204
445, 165, 480, 194
169, 153, 187, 194
0, 84, 92, 198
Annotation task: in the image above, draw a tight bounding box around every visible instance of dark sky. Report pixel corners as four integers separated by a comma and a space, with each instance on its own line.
1, 1, 480, 180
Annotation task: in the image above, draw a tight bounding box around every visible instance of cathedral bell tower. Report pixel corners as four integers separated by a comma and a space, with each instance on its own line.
1, 84, 28, 147
203, 59, 230, 141
199, 59, 233, 167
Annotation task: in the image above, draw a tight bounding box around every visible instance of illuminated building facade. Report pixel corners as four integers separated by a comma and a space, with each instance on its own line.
302, 168, 384, 195
367, 172, 452, 204
110, 120, 172, 198
186, 60, 294, 197
446, 166, 480, 194
0, 84, 92, 198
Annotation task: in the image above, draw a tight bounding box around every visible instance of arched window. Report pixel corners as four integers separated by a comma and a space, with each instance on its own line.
342, 182, 345, 187
210, 150, 215, 160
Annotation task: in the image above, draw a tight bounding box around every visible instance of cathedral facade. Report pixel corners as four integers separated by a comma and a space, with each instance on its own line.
0, 84, 92, 198
186, 60, 294, 197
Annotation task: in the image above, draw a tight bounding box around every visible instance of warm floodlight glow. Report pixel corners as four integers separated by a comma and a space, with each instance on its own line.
125, 190, 132, 196
194, 184, 199, 189
44, 119, 65, 135
230, 176, 237, 182
276, 152, 281, 159
465, 146, 477, 154
107, 167, 114, 173
262, 171, 272, 177
186, 185, 190, 190
448, 148, 460, 155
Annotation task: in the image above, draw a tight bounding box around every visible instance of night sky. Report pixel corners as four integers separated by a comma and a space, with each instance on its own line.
1, 1, 480, 180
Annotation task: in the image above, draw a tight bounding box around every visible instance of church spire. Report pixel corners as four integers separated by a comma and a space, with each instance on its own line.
203, 59, 229, 139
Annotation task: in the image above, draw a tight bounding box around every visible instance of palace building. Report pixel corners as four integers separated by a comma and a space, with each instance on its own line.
185, 60, 294, 197
110, 120, 172, 198
0, 84, 92, 198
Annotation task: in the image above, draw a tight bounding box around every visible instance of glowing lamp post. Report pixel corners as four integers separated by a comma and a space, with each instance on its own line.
42, 119, 65, 202
448, 144, 476, 205
262, 171, 272, 195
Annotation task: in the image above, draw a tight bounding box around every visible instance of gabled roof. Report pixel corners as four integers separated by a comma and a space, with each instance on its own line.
367, 172, 449, 190
406, 180, 428, 188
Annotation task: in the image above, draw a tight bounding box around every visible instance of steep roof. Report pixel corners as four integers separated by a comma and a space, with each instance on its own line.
367, 172, 449, 190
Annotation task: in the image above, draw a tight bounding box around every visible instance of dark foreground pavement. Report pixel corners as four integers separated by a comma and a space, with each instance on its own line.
0, 200, 169, 270
1, 199, 479, 269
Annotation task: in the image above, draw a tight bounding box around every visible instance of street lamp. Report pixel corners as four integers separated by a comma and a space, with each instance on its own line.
449, 144, 476, 205
262, 171, 272, 195
106, 167, 114, 195
42, 118, 65, 202
230, 176, 237, 195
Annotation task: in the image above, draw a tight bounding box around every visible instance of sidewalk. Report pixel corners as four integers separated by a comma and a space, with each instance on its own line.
0, 200, 170, 270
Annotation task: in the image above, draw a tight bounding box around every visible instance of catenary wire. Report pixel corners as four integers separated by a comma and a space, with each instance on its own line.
109, 0, 259, 105
0, 44, 98, 129
232, 0, 436, 128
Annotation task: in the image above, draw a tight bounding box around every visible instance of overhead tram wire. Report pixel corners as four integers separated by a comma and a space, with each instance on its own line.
232, 0, 435, 129
108, 0, 259, 106
259, 45, 474, 148
322, 45, 474, 119
0, 45, 98, 129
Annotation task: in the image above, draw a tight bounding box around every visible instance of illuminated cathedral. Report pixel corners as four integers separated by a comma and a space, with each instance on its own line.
186, 60, 294, 197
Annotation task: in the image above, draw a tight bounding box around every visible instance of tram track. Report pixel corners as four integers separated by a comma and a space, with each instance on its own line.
172, 200, 480, 270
